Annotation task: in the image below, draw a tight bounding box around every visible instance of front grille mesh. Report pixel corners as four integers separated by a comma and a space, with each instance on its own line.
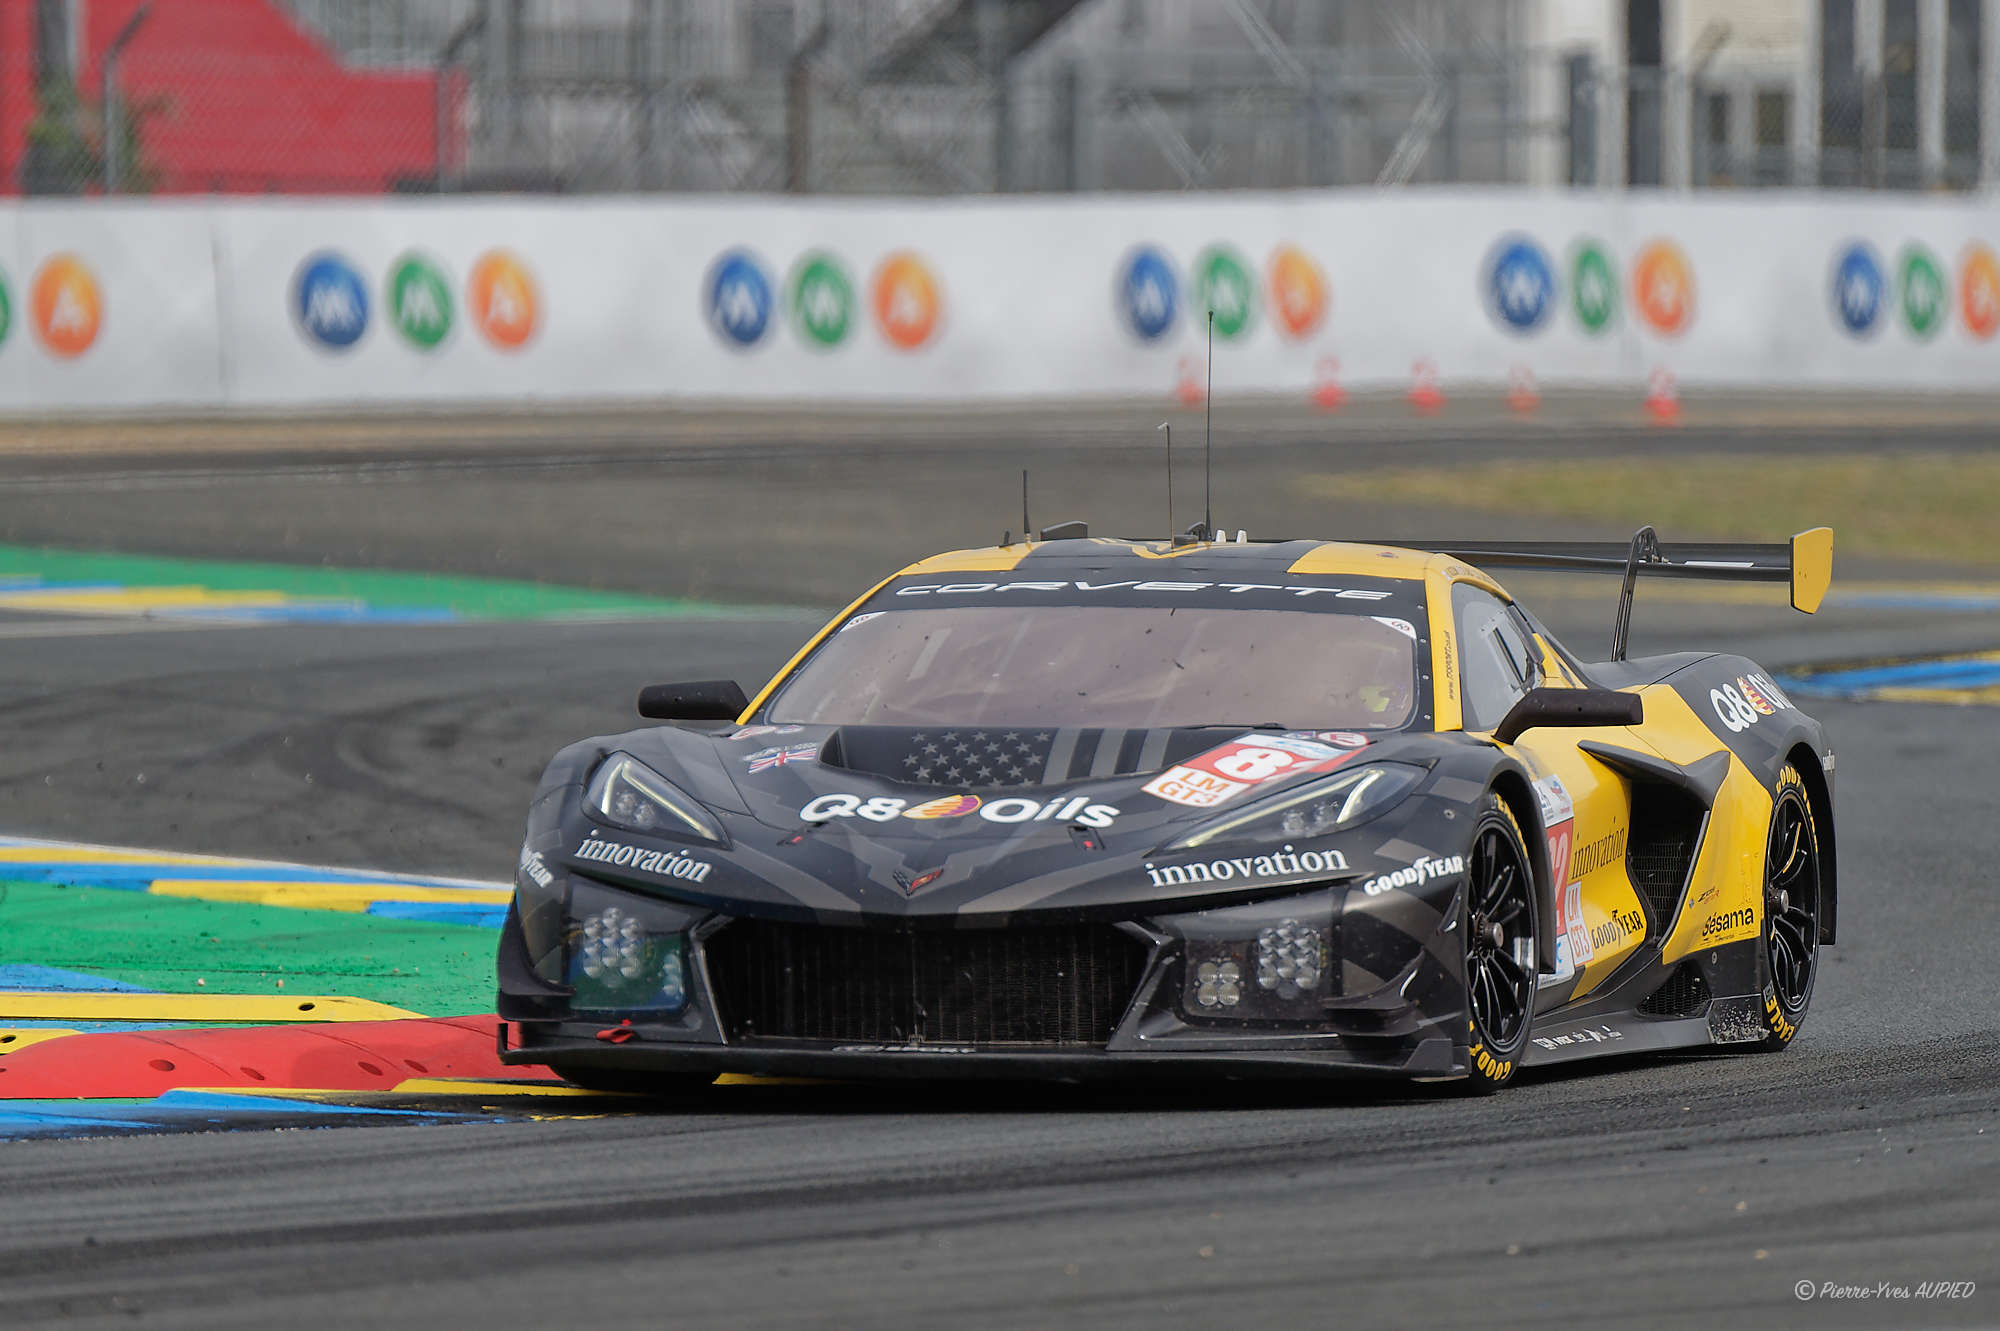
706, 919, 1150, 1047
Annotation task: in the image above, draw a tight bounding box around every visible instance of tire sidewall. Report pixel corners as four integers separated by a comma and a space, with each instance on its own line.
1463, 795, 1537, 1091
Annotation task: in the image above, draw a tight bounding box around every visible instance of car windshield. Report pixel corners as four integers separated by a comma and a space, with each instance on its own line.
765, 604, 1422, 729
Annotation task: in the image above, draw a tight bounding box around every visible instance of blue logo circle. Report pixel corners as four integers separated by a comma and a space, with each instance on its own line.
1485, 236, 1556, 333
1117, 246, 1179, 341
1831, 242, 1884, 336
706, 250, 774, 347
293, 252, 369, 350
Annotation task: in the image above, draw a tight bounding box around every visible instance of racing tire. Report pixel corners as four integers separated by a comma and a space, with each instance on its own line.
1749, 763, 1823, 1052
548, 1063, 718, 1096
1459, 794, 1538, 1094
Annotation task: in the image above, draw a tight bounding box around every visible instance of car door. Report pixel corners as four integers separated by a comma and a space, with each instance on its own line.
1450, 582, 1648, 1004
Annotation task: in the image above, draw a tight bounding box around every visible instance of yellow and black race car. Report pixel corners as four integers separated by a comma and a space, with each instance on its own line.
498, 524, 1835, 1093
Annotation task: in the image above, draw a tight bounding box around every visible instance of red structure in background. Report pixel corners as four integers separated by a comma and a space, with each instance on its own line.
0, 0, 459, 194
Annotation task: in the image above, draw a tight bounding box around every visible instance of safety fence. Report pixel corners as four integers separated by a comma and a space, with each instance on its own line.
3, 188, 1998, 412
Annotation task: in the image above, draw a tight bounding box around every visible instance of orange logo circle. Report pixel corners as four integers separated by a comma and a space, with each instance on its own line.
31, 254, 101, 357
871, 252, 941, 350
467, 250, 539, 350
1959, 244, 2000, 340
1630, 240, 1695, 336
1267, 245, 1328, 339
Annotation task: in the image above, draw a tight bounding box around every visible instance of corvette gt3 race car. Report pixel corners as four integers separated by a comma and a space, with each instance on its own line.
498, 524, 1837, 1092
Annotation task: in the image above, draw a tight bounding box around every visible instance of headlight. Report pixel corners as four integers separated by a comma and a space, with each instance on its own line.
585, 752, 727, 846
1164, 763, 1424, 851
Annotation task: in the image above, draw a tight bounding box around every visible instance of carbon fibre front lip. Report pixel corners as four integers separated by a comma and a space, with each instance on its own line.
500, 1031, 1464, 1082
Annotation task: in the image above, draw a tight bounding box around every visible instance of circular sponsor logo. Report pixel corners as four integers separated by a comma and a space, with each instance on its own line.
30, 254, 102, 358
1570, 239, 1618, 334
1267, 244, 1328, 340
1830, 242, 1884, 337
292, 251, 369, 351
1193, 244, 1257, 340
0, 266, 12, 349
1484, 234, 1556, 333
706, 248, 774, 347
387, 252, 453, 350
871, 251, 941, 350
789, 251, 854, 348
903, 794, 981, 820
1630, 239, 1695, 336
467, 249, 540, 350
1116, 245, 1179, 342
1959, 243, 2000, 340
1899, 243, 1946, 339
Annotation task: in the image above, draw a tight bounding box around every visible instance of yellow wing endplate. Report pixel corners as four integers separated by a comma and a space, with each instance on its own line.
1790, 527, 1833, 614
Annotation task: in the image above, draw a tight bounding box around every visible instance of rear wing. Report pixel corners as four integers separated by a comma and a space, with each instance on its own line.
1376, 526, 1833, 661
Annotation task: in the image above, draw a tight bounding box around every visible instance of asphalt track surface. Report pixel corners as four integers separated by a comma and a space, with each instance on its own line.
1, 409, 1996, 1329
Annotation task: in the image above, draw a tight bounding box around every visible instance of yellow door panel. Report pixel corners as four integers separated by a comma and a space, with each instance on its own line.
1499, 730, 1650, 1000
1625, 686, 1774, 962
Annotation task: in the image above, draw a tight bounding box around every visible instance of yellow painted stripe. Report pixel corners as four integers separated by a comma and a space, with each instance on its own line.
0, 587, 303, 615
0, 993, 423, 1023
0, 846, 255, 867
391, 1078, 630, 1096
146, 880, 513, 912
1866, 684, 2000, 705
0, 1028, 80, 1053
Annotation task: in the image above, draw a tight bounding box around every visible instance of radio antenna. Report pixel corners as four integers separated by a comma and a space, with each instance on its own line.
1203, 309, 1214, 538
1157, 422, 1173, 539
1022, 469, 1030, 539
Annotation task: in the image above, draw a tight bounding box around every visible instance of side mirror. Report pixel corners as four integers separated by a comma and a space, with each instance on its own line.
1492, 687, 1642, 744
637, 680, 750, 721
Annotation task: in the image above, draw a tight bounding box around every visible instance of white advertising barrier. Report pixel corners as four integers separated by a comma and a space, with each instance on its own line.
3, 189, 2000, 410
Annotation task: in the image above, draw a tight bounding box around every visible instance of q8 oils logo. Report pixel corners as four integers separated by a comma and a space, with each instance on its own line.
32, 253, 103, 358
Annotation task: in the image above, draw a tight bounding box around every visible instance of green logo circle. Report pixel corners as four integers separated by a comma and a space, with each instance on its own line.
790, 252, 854, 348
388, 253, 454, 350
1571, 240, 1618, 334
1899, 244, 1945, 339
1193, 245, 1257, 340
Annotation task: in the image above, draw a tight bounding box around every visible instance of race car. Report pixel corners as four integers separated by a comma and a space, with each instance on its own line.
497, 524, 1836, 1092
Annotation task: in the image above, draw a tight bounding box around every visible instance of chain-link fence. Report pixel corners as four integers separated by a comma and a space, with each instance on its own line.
11, 0, 2000, 197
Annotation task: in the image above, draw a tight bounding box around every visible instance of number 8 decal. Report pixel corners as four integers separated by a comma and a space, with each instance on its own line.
1213, 747, 1295, 781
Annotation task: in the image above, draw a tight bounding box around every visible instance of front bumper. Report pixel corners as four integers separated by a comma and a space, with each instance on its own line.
497, 866, 1475, 1082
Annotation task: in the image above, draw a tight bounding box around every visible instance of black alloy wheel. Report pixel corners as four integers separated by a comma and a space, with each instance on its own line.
1760, 764, 1822, 1047
1463, 796, 1537, 1092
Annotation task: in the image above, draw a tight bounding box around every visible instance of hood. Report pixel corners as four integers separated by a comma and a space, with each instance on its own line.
556, 721, 1455, 924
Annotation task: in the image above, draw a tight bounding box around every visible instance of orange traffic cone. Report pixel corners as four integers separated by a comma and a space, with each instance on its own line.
1408, 359, 1444, 414
1644, 366, 1680, 424
1311, 355, 1346, 411
1175, 356, 1205, 407
1507, 364, 1540, 414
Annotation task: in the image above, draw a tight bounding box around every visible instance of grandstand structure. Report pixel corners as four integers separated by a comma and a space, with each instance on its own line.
7, 0, 1997, 195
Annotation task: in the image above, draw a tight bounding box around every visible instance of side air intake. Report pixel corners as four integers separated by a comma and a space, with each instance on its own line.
1626, 782, 1706, 934
1638, 961, 1712, 1016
